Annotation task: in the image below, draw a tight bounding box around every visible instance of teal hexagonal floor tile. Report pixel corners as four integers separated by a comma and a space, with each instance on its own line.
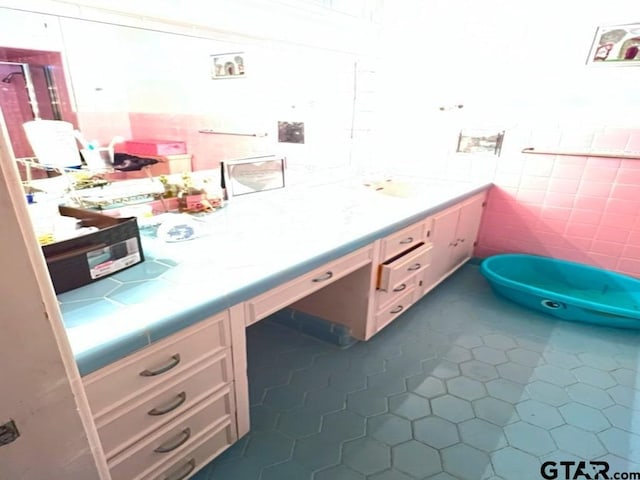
414, 416, 460, 449
321, 409, 366, 441
486, 378, 528, 404
454, 334, 483, 349
559, 402, 610, 433
430, 360, 461, 379
482, 334, 517, 350
603, 405, 640, 435
460, 360, 499, 382
206, 458, 264, 480
516, 400, 564, 429
506, 348, 542, 367
566, 383, 614, 409
262, 384, 307, 410
496, 362, 534, 384
611, 368, 639, 388
447, 376, 487, 401
277, 407, 322, 438
441, 443, 491, 480
393, 440, 442, 478
367, 372, 407, 396
389, 392, 431, 420
595, 454, 640, 475
315, 464, 364, 480
572, 366, 616, 389
525, 380, 570, 407
504, 421, 557, 456
369, 469, 414, 480
250, 405, 279, 432
598, 427, 640, 460
551, 425, 607, 458
608, 385, 637, 409
578, 353, 619, 371
292, 433, 341, 471
544, 350, 582, 369
473, 397, 517, 426
305, 387, 346, 414
243, 430, 294, 467
347, 389, 387, 417
342, 437, 391, 476
329, 369, 367, 393
472, 346, 508, 365
367, 413, 412, 446
406, 373, 446, 399
261, 460, 313, 480
491, 447, 541, 480
443, 345, 473, 363
534, 364, 577, 387
459, 418, 508, 452
432, 395, 474, 423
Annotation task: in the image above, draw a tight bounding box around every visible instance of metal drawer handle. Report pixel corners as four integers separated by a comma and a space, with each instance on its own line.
393, 283, 407, 292
148, 392, 187, 416
407, 263, 421, 271
390, 305, 404, 314
312, 271, 333, 282
140, 354, 181, 377
154, 427, 192, 454
162, 458, 196, 480
399, 237, 414, 244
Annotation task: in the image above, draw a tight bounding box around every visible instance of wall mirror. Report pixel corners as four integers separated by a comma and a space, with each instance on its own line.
0, 8, 360, 186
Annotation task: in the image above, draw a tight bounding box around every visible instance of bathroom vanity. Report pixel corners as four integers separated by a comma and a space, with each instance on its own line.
65, 180, 489, 480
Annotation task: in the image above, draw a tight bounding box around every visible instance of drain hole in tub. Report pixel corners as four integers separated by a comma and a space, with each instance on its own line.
541, 300, 562, 309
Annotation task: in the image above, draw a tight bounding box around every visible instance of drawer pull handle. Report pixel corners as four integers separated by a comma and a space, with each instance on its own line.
154, 427, 192, 454
148, 392, 187, 416
312, 271, 333, 282
140, 354, 181, 377
390, 305, 404, 314
161, 458, 196, 480
399, 237, 414, 244
393, 283, 407, 292
407, 263, 421, 271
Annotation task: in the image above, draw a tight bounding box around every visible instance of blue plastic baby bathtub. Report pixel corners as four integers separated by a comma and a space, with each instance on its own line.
480, 254, 640, 329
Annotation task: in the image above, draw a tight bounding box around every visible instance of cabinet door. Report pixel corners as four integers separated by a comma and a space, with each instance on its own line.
420, 206, 459, 293
449, 195, 485, 268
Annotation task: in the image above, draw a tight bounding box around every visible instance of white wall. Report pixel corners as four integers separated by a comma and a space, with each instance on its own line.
374, 0, 640, 177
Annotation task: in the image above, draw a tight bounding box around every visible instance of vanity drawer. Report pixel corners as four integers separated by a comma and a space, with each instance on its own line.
380, 222, 425, 260
84, 312, 230, 417
245, 244, 373, 326
97, 351, 233, 459
108, 391, 236, 480
378, 243, 433, 292
376, 275, 418, 311
375, 288, 415, 331
141, 420, 236, 480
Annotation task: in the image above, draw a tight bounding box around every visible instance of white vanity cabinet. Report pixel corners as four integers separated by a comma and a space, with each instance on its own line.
372, 191, 486, 334
372, 220, 432, 334
420, 192, 486, 296
82, 312, 241, 480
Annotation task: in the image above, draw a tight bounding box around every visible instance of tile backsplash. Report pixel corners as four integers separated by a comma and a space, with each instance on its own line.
475, 127, 640, 277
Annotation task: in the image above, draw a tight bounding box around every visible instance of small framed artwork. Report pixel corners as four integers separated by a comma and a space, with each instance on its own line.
587, 24, 640, 65
456, 129, 505, 156
223, 155, 285, 197
211, 52, 246, 78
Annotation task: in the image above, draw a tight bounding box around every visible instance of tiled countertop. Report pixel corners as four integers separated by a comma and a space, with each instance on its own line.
57, 177, 491, 375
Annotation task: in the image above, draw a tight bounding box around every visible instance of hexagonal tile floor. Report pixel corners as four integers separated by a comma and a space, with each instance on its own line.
193, 264, 640, 480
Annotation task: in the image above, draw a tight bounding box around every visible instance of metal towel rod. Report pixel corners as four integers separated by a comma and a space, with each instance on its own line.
198, 129, 268, 137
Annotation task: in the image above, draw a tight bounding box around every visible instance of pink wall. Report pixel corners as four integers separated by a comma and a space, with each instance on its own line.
476, 128, 640, 278
127, 113, 270, 170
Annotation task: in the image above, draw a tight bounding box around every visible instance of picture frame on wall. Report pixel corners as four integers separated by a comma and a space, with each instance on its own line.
587, 24, 640, 65
211, 52, 246, 78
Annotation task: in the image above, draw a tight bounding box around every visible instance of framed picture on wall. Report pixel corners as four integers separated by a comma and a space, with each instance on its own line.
587, 24, 640, 65
211, 52, 246, 78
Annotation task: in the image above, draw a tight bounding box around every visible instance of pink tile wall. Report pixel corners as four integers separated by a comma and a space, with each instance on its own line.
476, 128, 640, 278
128, 113, 269, 170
